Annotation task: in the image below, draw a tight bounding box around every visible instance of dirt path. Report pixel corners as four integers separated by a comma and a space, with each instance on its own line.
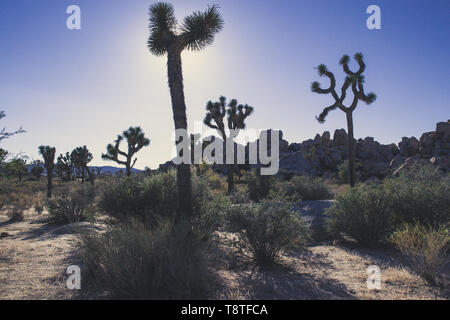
0, 211, 80, 300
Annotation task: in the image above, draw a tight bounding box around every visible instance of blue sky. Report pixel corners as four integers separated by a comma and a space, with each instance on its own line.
1, 0, 449, 169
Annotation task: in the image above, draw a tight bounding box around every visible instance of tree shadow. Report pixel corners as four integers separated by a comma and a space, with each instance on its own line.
239, 262, 355, 300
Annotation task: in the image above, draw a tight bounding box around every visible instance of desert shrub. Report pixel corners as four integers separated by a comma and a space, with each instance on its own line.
99, 170, 209, 224
246, 170, 279, 202
5, 192, 34, 222
81, 219, 213, 299
391, 224, 449, 286
229, 184, 250, 204
337, 160, 365, 184
201, 168, 227, 196
228, 199, 310, 266
326, 184, 393, 246
282, 175, 332, 201
383, 164, 450, 229
46, 186, 96, 224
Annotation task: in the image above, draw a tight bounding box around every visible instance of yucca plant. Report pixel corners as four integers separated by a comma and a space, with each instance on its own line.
311, 53, 376, 187
147, 2, 223, 218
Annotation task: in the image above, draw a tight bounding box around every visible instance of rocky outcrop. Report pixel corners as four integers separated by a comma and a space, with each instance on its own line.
158, 120, 450, 178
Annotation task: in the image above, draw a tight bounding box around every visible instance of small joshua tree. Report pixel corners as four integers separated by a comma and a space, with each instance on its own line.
203, 96, 253, 193
56, 152, 73, 181
102, 126, 150, 177
39, 145, 56, 198
71, 146, 94, 185
311, 53, 376, 187
147, 2, 223, 218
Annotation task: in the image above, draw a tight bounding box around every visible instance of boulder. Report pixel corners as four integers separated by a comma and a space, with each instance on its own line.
436, 120, 450, 141
390, 155, 407, 170
392, 155, 429, 176
332, 129, 348, 147
313, 134, 322, 145
321, 131, 331, 147
279, 152, 315, 174
419, 131, 436, 156
288, 143, 302, 152
399, 137, 420, 157
430, 156, 450, 171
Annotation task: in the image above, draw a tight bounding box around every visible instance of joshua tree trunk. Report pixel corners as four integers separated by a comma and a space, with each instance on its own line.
226, 164, 234, 194
346, 112, 356, 187
126, 162, 131, 177
167, 47, 193, 218
85, 167, 94, 186
47, 170, 53, 198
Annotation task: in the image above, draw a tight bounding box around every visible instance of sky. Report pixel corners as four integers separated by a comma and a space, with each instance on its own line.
0, 0, 449, 169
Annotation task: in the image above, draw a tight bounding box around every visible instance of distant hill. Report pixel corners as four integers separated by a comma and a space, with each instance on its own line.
89, 166, 143, 174
25, 165, 143, 175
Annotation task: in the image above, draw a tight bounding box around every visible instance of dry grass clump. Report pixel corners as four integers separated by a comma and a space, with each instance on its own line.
391, 224, 449, 288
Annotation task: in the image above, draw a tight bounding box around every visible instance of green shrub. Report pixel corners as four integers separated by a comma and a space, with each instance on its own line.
99, 170, 209, 224
282, 175, 332, 201
326, 184, 392, 246
46, 186, 96, 224
391, 224, 449, 287
81, 219, 213, 299
383, 165, 450, 229
246, 170, 279, 202
229, 199, 310, 267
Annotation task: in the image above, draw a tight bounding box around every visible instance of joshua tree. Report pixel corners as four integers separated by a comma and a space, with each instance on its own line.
71, 146, 94, 185
56, 152, 74, 181
147, 2, 223, 218
203, 96, 254, 193
39, 146, 56, 198
311, 53, 376, 187
7, 158, 28, 182
30, 160, 44, 180
102, 126, 150, 177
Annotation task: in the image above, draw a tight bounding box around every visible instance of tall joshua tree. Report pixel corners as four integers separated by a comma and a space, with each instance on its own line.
39, 145, 56, 198
147, 2, 223, 218
71, 146, 94, 185
102, 126, 150, 177
203, 96, 254, 193
311, 53, 376, 187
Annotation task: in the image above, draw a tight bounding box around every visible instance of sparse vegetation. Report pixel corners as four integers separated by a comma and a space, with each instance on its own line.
326, 184, 392, 246
45, 185, 96, 224
99, 170, 211, 226
81, 219, 213, 299
246, 170, 279, 202
391, 224, 449, 287
228, 199, 310, 267
383, 163, 450, 229
282, 175, 332, 200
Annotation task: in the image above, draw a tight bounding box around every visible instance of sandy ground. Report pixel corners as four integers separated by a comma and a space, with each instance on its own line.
213, 236, 446, 300
0, 209, 447, 300
0, 210, 81, 300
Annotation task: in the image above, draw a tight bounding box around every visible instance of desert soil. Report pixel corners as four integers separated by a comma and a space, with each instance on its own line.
0, 207, 446, 300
